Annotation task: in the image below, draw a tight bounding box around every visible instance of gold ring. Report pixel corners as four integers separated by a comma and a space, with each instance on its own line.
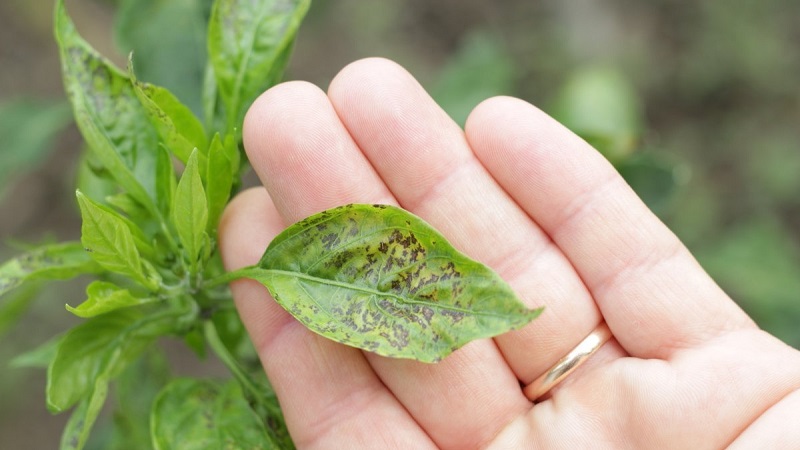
523, 321, 612, 401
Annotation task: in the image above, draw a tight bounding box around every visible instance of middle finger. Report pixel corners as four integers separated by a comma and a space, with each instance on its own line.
327, 58, 609, 388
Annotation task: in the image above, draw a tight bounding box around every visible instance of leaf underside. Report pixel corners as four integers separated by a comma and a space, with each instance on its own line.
251, 204, 542, 363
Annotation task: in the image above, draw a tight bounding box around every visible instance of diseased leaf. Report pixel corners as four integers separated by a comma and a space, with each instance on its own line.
130, 56, 208, 164
246, 204, 542, 363
76, 191, 157, 290
172, 149, 209, 272
205, 133, 235, 234
0, 241, 101, 298
150, 378, 279, 450
67, 280, 157, 318
208, 0, 310, 131
55, 0, 160, 216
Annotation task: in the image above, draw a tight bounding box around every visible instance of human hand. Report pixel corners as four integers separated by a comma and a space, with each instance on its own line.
219, 58, 800, 449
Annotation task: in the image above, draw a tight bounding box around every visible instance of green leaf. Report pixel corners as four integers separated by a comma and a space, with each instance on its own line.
172, 150, 209, 272
431, 31, 516, 127
208, 0, 311, 132
55, 0, 160, 217
155, 145, 178, 218
59, 375, 109, 450
114, 0, 212, 117
76, 191, 157, 290
205, 133, 235, 234
698, 217, 800, 348
0, 281, 42, 338
66, 280, 157, 318
150, 378, 279, 450
0, 241, 100, 298
618, 153, 683, 216
246, 204, 542, 363
46, 309, 171, 413
109, 350, 171, 450
130, 56, 208, 164
10, 334, 62, 369
0, 99, 72, 201
551, 66, 642, 164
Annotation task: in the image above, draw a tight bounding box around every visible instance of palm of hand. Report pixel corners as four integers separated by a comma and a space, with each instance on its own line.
220, 58, 800, 449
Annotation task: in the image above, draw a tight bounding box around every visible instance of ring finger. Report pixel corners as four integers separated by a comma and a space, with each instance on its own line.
326, 58, 624, 389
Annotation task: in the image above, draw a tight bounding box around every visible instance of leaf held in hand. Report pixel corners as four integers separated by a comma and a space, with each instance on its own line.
247, 204, 542, 363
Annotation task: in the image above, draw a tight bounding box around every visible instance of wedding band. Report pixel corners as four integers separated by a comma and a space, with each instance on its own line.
523, 321, 612, 401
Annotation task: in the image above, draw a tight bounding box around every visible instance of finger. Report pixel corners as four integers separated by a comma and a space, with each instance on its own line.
242, 80, 527, 449
219, 188, 434, 449
326, 57, 622, 386
728, 387, 800, 449
492, 330, 800, 448
465, 96, 755, 359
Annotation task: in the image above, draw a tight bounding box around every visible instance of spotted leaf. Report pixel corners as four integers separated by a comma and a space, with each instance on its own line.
246, 204, 542, 363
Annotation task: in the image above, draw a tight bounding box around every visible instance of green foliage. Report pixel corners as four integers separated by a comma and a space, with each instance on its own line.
1, 1, 547, 448
114, 0, 213, 116
151, 378, 279, 450
240, 204, 541, 362
698, 218, 800, 348
207, 0, 311, 133
551, 66, 642, 164
431, 31, 516, 127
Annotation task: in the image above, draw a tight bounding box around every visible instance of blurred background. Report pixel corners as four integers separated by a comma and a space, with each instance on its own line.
1, 0, 799, 447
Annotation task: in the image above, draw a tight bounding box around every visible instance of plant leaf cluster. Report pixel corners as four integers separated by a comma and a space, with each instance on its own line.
0, 1, 543, 448
2, 0, 308, 448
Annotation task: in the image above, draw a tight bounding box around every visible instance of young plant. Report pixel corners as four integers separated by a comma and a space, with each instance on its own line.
0, 0, 541, 448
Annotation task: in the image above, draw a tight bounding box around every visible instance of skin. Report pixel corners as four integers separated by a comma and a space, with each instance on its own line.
219, 58, 800, 449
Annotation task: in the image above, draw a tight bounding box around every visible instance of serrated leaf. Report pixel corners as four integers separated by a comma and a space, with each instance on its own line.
208, 0, 310, 132
0, 241, 100, 298
46, 309, 173, 414
150, 378, 279, 450
172, 150, 209, 272
130, 56, 208, 164
55, 0, 160, 217
76, 191, 156, 290
206, 133, 235, 234
66, 280, 157, 318
246, 204, 542, 363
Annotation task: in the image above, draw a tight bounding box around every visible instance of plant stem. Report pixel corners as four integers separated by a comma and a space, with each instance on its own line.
203, 265, 262, 289
203, 320, 263, 401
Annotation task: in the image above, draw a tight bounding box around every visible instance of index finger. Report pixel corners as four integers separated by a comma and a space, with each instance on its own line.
465, 96, 755, 359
